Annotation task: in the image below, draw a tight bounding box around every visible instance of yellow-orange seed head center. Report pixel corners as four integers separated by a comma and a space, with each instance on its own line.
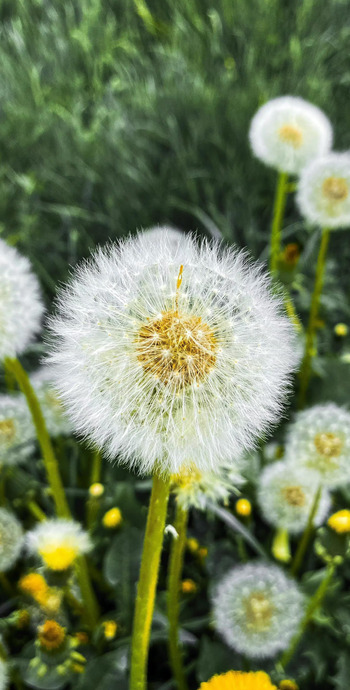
278, 124, 303, 148
0, 418, 16, 443
244, 592, 274, 632
322, 177, 348, 202
282, 485, 306, 507
136, 309, 217, 388
314, 432, 343, 458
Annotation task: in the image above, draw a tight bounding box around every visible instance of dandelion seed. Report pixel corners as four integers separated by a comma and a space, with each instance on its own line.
297, 153, 350, 229
48, 234, 298, 476
213, 562, 304, 658
198, 670, 277, 690
0, 238, 44, 360
284, 404, 350, 488
26, 519, 91, 572
0, 507, 23, 571
257, 461, 330, 533
249, 96, 332, 175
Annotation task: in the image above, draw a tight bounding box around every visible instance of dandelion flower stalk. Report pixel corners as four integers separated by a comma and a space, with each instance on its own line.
167, 503, 189, 690
270, 172, 289, 276
291, 485, 322, 576
280, 561, 335, 669
298, 228, 330, 407
130, 472, 171, 690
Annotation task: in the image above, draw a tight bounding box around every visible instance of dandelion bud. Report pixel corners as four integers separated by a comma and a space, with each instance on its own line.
102, 620, 118, 640
328, 509, 350, 534
89, 482, 104, 498
181, 579, 197, 594
236, 498, 252, 517
102, 507, 122, 528
334, 323, 348, 337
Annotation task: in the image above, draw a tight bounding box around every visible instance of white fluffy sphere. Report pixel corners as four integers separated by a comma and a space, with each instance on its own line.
48, 233, 298, 476
0, 239, 44, 360
0, 394, 35, 466
284, 403, 350, 488
257, 461, 330, 534
0, 508, 24, 572
249, 96, 332, 175
297, 153, 350, 228
213, 562, 304, 658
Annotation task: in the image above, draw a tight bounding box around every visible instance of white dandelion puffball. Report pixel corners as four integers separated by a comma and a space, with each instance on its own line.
30, 368, 72, 437
284, 403, 350, 488
0, 508, 24, 572
172, 460, 246, 511
297, 153, 350, 229
48, 233, 298, 476
0, 239, 44, 360
0, 394, 35, 466
0, 659, 8, 690
249, 96, 332, 175
26, 519, 91, 571
213, 562, 304, 659
257, 461, 330, 534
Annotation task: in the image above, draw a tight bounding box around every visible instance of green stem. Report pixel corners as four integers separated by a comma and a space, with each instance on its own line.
291, 485, 321, 576
298, 228, 331, 408
272, 528, 291, 563
283, 290, 303, 334
86, 449, 102, 530
130, 472, 171, 690
280, 562, 335, 668
4, 357, 99, 629
27, 500, 46, 522
4, 357, 70, 518
269, 171, 289, 276
167, 504, 189, 690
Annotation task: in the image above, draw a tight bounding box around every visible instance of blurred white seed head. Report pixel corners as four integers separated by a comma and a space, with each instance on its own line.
0, 239, 44, 360
0, 507, 24, 572
0, 659, 8, 690
249, 96, 332, 175
26, 519, 91, 571
47, 233, 298, 476
0, 394, 35, 466
284, 403, 350, 488
172, 459, 246, 511
213, 562, 304, 658
297, 153, 350, 228
138, 225, 185, 255
30, 368, 72, 437
257, 461, 330, 534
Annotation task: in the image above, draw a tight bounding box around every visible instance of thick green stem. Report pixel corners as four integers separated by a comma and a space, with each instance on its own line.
4, 357, 70, 518
291, 486, 321, 576
4, 357, 99, 628
272, 528, 291, 563
270, 171, 289, 276
130, 472, 171, 690
167, 504, 189, 690
280, 562, 335, 668
298, 228, 331, 408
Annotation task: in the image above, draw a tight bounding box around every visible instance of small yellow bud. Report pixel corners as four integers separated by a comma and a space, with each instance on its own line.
71, 663, 86, 674
181, 579, 197, 594
19, 573, 48, 598
74, 631, 89, 645
236, 498, 252, 517
198, 547, 208, 560
102, 507, 122, 529
334, 323, 348, 337
328, 509, 350, 534
187, 537, 199, 553
279, 681, 299, 690
102, 620, 118, 640
38, 620, 66, 652
89, 482, 104, 498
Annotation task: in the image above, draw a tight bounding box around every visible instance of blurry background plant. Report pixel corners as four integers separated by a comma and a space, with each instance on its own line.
1, 1, 350, 690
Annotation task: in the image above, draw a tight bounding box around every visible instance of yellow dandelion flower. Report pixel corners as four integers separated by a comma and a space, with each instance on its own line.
19, 573, 48, 598
38, 620, 66, 652
102, 620, 118, 640
27, 519, 91, 572
181, 579, 197, 594
199, 670, 277, 690
89, 482, 104, 498
236, 498, 252, 517
328, 509, 350, 534
102, 507, 122, 529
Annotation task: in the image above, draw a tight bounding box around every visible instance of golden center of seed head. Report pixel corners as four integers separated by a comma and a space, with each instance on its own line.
244, 591, 273, 632
322, 177, 348, 202
171, 463, 202, 488
136, 265, 217, 389
282, 485, 306, 507
314, 432, 343, 458
278, 124, 303, 148
0, 418, 16, 443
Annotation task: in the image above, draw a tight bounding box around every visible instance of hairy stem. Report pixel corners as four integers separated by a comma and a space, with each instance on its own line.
270, 171, 289, 276
130, 472, 171, 690
167, 504, 189, 690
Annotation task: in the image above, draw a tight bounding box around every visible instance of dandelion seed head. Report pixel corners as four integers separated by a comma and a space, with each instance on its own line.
30, 367, 72, 437
26, 519, 91, 572
0, 659, 8, 690
0, 394, 35, 466
249, 96, 332, 174
0, 239, 44, 360
284, 404, 350, 488
47, 233, 298, 476
213, 562, 304, 658
257, 461, 330, 533
0, 508, 23, 572
297, 153, 350, 228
